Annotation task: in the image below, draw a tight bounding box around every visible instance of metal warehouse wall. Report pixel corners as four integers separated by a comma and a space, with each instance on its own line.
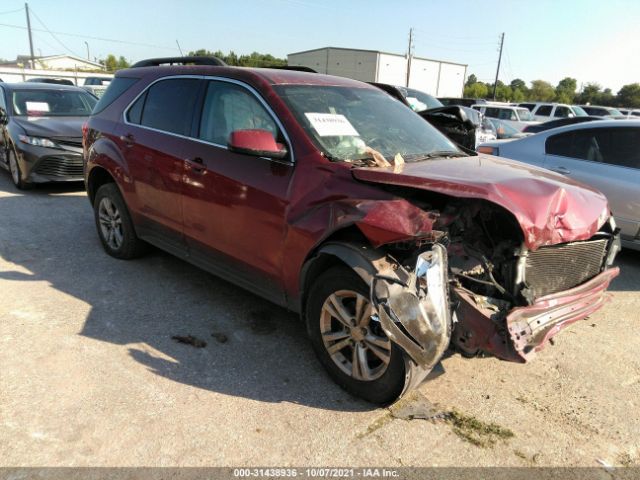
288, 48, 466, 97
407, 58, 440, 95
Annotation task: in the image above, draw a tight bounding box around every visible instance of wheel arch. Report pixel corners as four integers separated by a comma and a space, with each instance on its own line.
87, 166, 116, 205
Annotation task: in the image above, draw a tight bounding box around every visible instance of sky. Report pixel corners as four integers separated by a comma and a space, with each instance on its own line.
1, 0, 639, 92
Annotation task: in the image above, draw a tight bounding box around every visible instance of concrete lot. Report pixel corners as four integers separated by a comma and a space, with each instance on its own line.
0, 172, 639, 468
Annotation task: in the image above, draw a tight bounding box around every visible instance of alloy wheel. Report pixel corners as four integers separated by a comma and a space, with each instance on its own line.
320, 290, 392, 381
98, 197, 124, 250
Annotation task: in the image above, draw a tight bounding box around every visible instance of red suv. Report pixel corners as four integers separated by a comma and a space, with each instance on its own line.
84, 57, 620, 404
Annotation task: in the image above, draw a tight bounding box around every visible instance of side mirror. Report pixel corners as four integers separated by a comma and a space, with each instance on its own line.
0, 107, 8, 126
228, 129, 287, 159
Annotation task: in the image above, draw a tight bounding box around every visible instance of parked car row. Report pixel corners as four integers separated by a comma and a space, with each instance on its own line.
0, 57, 623, 405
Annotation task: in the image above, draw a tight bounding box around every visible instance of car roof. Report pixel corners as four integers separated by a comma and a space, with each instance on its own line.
0, 82, 87, 92
116, 65, 372, 88
530, 119, 639, 136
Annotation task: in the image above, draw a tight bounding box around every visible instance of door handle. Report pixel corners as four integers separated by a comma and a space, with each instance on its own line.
187, 157, 205, 173
551, 166, 571, 175
119, 133, 135, 147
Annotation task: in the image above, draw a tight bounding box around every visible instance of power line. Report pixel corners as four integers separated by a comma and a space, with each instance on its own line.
0, 21, 176, 51
29, 6, 82, 58
0, 7, 24, 15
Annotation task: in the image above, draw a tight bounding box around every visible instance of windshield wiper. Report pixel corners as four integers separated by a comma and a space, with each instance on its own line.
410, 150, 468, 160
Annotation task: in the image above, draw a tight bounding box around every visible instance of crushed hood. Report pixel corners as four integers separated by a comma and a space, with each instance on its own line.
13, 116, 86, 140
352, 154, 610, 250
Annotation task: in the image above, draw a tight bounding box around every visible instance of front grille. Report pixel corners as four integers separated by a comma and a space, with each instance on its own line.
524, 239, 608, 298
33, 156, 83, 177
52, 137, 83, 148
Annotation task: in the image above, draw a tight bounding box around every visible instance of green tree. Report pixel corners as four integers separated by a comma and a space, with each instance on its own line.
510, 78, 526, 91
555, 77, 577, 103
528, 80, 555, 101
576, 83, 602, 104
116, 56, 130, 69
465, 73, 478, 87
464, 82, 488, 99
103, 54, 117, 72
617, 83, 640, 107
511, 88, 525, 102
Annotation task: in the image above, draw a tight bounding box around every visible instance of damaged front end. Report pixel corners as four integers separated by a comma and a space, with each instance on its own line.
370, 244, 452, 395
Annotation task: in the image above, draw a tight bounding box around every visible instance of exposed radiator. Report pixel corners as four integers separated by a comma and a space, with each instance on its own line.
524, 238, 608, 298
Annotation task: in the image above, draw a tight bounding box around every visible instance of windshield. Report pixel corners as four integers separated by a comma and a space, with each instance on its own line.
516, 108, 533, 121
607, 107, 623, 116
399, 87, 443, 112
489, 118, 520, 138
571, 105, 588, 117
275, 85, 460, 163
12, 89, 97, 117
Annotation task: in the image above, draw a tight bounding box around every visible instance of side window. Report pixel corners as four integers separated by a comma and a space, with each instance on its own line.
536, 105, 552, 116
139, 78, 201, 136
0, 87, 6, 111
547, 128, 609, 162
546, 131, 575, 157
485, 107, 499, 118
554, 106, 570, 118
127, 91, 146, 124
603, 128, 640, 169
198, 81, 279, 146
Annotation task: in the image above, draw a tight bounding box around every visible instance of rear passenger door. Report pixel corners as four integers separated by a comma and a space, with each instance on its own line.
122, 77, 204, 254
181, 79, 295, 304
544, 127, 640, 240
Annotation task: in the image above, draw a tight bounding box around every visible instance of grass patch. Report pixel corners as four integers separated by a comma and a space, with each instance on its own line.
444, 409, 515, 447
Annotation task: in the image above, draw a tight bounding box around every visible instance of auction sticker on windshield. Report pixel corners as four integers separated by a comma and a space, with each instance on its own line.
305, 113, 359, 137
26, 102, 50, 114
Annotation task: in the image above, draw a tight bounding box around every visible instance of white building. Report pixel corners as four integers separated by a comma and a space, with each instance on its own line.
288, 47, 467, 97
1, 54, 103, 71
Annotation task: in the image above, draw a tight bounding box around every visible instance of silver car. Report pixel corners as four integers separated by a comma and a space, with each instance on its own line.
479, 120, 640, 249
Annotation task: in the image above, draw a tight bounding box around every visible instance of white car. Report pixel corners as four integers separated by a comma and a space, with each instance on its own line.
471, 104, 539, 131
478, 120, 640, 249
525, 103, 589, 121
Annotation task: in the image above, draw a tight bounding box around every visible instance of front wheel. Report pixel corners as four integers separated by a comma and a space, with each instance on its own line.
7, 148, 31, 190
306, 266, 406, 404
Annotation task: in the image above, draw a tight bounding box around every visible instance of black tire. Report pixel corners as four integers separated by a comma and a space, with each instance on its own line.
306, 266, 406, 404
93, 183, 146, 259
7, 147, 31, 190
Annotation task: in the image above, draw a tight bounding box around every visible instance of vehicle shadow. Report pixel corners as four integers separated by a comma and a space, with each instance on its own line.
0, 174, 371, 412
608, 248, 640, 291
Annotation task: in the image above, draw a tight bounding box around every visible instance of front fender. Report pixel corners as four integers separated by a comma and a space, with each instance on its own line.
304, 242, 451, 396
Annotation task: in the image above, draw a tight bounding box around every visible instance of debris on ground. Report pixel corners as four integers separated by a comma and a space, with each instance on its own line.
171, 335, 207, 348
211, 332, 228, 343
389, 390, 445, 421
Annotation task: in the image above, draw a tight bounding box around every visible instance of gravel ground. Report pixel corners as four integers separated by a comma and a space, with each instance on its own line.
0, 172, 639, 469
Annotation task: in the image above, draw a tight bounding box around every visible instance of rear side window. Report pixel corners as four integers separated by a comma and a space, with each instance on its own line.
138, 78, 201, 136
536, 105, 552, 116
92, 77, 138, 114
554, 106, 571, 118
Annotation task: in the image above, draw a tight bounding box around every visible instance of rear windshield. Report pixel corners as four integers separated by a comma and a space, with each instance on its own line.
571, 105, 588, 116
12, 89, 97, 116
516, 108, 533, 121
92, 77, 138, 114
399, 87, 443, 112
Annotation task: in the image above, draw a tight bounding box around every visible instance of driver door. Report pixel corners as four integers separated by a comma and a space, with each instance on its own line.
181, 79, 295, 303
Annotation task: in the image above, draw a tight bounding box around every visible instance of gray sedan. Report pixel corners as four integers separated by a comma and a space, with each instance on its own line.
479, 120, 640, 249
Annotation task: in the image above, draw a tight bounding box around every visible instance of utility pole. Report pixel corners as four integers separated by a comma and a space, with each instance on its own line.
25, 3, 35, 69
492, 32, 505, 100
85, 41, 90, 60
406, 27, 414, 87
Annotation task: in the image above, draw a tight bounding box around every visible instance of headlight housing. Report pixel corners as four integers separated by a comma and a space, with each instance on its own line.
18, 135, 58, 148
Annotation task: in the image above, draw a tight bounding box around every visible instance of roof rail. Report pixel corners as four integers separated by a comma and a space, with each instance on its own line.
130, 56, 227, 68
265, 65, 317, 73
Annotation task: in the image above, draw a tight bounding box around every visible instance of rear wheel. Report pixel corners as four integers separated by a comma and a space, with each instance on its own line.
306, 266, 406, 404
94, 183, 146, 259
